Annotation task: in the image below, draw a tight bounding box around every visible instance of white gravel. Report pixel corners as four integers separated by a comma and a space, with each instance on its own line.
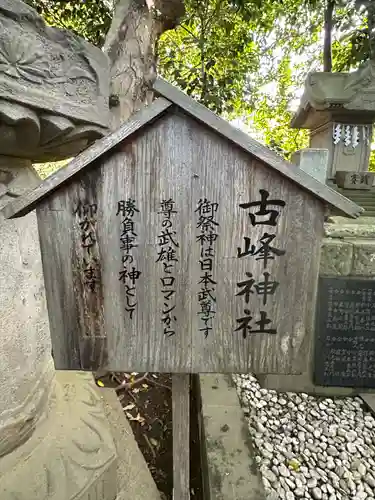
234, 373, 375, 500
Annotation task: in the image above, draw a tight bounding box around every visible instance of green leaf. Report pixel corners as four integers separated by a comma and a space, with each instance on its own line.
28, 0, 374, 161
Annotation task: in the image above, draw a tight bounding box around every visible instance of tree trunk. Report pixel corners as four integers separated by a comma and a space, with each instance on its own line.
356, 0, 375, 60
103, 0, 185, 130
368, 1, 375, 60
323, 0, 334, 72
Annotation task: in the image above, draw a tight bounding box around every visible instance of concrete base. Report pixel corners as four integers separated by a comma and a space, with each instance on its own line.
0, 371, 160, 500
360, 394, 375, 414
100, 386, 161, 500
198, 374, 265, 500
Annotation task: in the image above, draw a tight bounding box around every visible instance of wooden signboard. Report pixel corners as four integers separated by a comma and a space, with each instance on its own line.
315, 277, 375, 388
2, 79, 362, 499
34, 116, 327, 374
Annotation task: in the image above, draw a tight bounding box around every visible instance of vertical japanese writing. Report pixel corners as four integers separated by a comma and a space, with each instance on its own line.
156, 199, 179, 337
74, 201, 99, 291
117, 199, 141, 319
317, 280, 375, 385
235, 189, 286, 338
196, 198, 219, 338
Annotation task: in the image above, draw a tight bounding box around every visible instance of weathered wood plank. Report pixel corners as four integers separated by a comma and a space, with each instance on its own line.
80, 337, 108, 370
2, 98, 172, 220
185, 110, 324, 374
37, 166, 107, 371
172, 374, 190, 500
153, 78, 363, 219
100, 122, 194, 372
37, 199, 81, 370
70, 166, 107, 370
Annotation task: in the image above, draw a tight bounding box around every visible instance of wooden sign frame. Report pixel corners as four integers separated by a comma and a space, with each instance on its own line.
2, 79, 363, 499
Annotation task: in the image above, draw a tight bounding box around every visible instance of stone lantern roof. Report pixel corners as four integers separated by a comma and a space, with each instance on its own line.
291, 61, 375, 130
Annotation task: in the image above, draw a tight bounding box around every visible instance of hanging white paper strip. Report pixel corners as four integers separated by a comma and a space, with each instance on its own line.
333, 123, 342, 144
352, 126, 360, 148
344, 125, 352, 147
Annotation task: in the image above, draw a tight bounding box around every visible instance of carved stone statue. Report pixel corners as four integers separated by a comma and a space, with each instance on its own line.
0, 0, 109, 161
0, 2, 160, 499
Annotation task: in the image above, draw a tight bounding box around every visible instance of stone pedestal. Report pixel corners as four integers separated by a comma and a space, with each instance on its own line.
0, 370, 161, 500
258, 215, 375, 396
0, 4, 161, 499
0, 156, 54, 459
336, 171, 375, 190
0, 372, 117, 499
0, 156, 161, 499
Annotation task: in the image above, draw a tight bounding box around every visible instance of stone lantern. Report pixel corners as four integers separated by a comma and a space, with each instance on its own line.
291, 60, 375, 188
259, 62, 375, 396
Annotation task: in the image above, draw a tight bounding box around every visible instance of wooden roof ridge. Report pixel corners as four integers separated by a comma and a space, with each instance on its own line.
153, 78, 362, 219
2, 78, 363, 220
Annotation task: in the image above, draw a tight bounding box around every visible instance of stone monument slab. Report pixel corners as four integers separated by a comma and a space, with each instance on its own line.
291, 148, 329, 183
336, 171, 374, 190
314, 276, 375, 388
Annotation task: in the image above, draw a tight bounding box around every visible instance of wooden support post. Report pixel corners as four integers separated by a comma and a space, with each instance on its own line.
172, 374, 190, 500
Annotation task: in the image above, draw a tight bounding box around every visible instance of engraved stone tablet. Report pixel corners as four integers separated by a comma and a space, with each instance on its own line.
314, 277, 375, 388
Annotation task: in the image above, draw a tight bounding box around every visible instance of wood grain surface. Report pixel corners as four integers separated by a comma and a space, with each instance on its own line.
36, 109, 324, 374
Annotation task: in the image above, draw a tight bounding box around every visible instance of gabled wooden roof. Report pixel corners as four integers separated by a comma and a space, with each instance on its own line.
3, 78, 363, 219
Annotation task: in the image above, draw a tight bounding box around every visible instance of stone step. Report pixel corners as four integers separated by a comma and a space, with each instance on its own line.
350, 191, 375, 194
348, 199, 375, 203
341, 196, 375, 202
339, 189, 375, 193
346, 195, 375, 199
342, 200, 375, 205
336, 191, 375, 198
339, 200, 375, 206
340, 190, 375, 193
335, 188, 375, 212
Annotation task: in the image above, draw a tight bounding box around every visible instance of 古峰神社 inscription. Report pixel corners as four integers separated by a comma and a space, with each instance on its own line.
235, 189, 286, 338
117, 199, 141, 319
74, 201, 100, 292
196, 198, 219, 338
315, 277, 375, 388
74, 190, 291, 341
156, 199, 179, 337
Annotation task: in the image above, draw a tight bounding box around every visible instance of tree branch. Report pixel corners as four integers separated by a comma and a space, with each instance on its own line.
180, 23, 199, 41
323, 0, 335, 71
103, 0, 184, 129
